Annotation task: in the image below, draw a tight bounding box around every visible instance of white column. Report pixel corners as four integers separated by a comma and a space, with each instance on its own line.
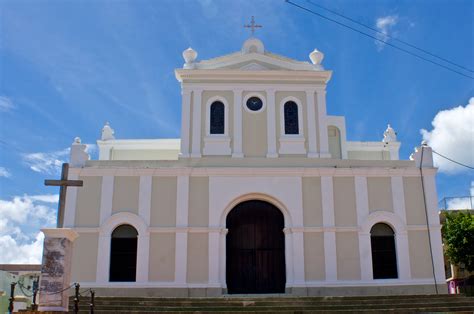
316, 89, 330, 158
355, 176, 372, 281
136, 234, 150, 282
284, 229, 294, 285
209, 231, 220, 285
175, 176, 189, 284
99, 176, 114, 224
191, 89, 203, 158
423, 173, 446, 282
396, 231, 411, 280
96, 233, 111, 283
321, 176, 337, 281
391, 176, 407, 224
306, 89, 318, 158
63, 174, 79, 228
138, 176, 152, 225
292, 231, 306, 284
266, 89, 278, 158
180, 89, 192, 158
219, 229, 228, 287
232, 89, 243, 158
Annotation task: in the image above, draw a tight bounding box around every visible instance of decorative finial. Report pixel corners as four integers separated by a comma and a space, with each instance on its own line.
309, 48, 324, 65
73, 137, 81, 144
101, 122, 115, 141
182, 47, 197, 69
244, 16, 262, 36
383, 124, 397, 143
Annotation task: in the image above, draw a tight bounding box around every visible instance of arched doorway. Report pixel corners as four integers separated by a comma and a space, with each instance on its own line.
226, 200, 286, 294
109, 224, 138, 282
371, 223, 398, 279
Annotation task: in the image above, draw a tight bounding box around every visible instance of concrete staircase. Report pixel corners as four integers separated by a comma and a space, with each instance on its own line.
67, 294, 474, 313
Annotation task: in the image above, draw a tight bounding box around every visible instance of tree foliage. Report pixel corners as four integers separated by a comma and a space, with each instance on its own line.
442, 211, 474, 272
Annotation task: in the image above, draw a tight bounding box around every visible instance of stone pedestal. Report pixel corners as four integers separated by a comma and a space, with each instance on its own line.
38, 228, 78, 312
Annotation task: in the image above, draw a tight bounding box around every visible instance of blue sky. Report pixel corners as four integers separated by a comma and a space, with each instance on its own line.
0, 0, 473, 263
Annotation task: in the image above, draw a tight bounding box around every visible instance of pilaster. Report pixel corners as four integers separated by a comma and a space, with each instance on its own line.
232, 89, 243, 158
138, 176, 152, 225
175, 176, 189, 284
321, 176, 337, 281
306, 89, 318, 158
63, 173, 79, 228
191, 89, 203, 158
316, 89, 330, 158
355, 176, 372, 281
266, 89, 278, 158
180, 89, 192, 157
99, 176, 114, 224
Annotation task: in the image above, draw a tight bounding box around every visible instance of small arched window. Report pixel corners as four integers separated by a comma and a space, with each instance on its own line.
109, 224, 138, 282
210, 101, 225, 135
370, 223, 398, 279
284, 101, 299, 135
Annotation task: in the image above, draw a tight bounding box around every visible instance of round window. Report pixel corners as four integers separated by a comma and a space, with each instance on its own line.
246, 97, 263, 112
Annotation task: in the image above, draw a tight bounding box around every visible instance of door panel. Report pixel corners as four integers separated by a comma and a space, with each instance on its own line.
226, 200, 286, 294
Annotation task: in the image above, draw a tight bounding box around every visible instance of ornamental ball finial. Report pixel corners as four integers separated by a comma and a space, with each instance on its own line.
383, 124, 397, 143
73, 137, 81, 144
182, 47, 197, 68
309, 48, 324, 65
101, 121, 115, 141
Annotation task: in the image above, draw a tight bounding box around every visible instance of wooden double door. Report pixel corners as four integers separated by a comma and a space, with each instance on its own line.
226, 200, 286, 294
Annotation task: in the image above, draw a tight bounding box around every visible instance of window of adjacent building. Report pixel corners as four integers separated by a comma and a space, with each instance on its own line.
370, 223, 398, 279
210, 101, 225, 134
109, 224, 138, 282
284, 101, 299, 135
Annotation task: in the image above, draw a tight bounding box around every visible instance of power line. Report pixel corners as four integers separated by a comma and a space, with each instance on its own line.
285, 0, 474, 80
432, 150, 474, 170
304, 0, 473, 73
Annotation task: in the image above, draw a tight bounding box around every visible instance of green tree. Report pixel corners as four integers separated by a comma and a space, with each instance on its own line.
442, 211, 474, 272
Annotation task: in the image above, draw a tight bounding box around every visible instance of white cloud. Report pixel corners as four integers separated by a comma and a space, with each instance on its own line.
445, 181, 474, 210
23, 148, 69, 175
0, 167, 11, 178
0, 194, 57, 264
421, 98, 474, 174
0, 96, 15, 112
375, 15, 398, 51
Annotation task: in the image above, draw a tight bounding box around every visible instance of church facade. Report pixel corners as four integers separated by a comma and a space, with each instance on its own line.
62, 38, 446, 296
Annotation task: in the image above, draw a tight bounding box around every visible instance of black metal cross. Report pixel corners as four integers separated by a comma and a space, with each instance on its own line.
45, 163, 83, 228
244, 16, 262, 36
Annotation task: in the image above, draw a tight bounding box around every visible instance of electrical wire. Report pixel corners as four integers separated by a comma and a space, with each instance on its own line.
304, 0, 473, 73
432, 150, 474, 170
285, 0, 474, 80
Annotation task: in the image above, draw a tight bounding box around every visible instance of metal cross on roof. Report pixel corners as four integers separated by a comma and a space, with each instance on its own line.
244, 16, 262, 36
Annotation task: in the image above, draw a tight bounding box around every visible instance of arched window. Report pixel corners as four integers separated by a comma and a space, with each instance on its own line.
371, 223, 398, 279
109, 224, 138, 282
284, 101, 299, 135
210, 101, 225, 134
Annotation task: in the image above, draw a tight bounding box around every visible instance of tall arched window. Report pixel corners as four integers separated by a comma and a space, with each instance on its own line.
284, 101, 299, 135
210, 101, 225, 134
371, 223, 398, 279
109, 224, 138, 282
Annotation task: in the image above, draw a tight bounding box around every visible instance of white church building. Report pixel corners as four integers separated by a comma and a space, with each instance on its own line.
59, 37, 446, 297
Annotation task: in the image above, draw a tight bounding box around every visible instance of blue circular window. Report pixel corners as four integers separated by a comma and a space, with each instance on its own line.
246, 97, 263, 112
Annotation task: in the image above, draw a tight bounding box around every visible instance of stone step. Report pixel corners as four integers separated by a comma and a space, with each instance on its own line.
67, 295, 474, 313
71, 294, 467, 301
71, 299, 474, 309
71, 307, 474, 314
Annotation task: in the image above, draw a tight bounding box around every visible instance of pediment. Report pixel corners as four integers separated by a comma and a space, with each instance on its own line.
239, 62, 270, 71
194, 51, 322, 72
